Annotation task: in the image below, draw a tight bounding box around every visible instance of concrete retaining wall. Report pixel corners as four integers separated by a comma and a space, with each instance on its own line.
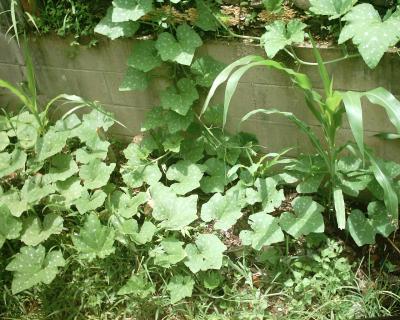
0, 33, 399, 161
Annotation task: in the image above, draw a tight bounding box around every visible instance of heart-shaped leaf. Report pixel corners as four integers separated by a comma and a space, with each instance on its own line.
74, 190, 107, 214
119, 67, 149, 91
279, 196, 325, 238
310, 0, 356, 19
112, 0, 153, 22
0, 205, 22, 249
21, 213, 63, 246
339, 4, 400, 68
166, 160, 205, 195
94, 7, 139, 39
149, 183, 198, 230
261, 20, 306, 58
200, 193, 242, 230
72, 213, 115, 261
240, 212, 284, 250
128, 40, 162, 72
6, 246, 65, 294
151, 237, 186, 268
184, 234, 226, 273
79, 159, 116, 189
117, 272, 155, 297
44, 154, 79, 183
167, 275, 195, 304
190, 56, 225, 87
155, 24, 202, 65
160, 78, 199, 116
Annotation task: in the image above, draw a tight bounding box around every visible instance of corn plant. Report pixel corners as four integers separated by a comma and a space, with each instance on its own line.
201, 42, 400, 236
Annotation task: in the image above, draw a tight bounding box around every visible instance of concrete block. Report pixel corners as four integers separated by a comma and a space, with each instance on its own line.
35, 66, 112, 104
0, 33, 23, 65
29, 35, 132, 73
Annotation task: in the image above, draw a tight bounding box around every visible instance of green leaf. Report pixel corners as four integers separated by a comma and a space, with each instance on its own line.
200, 193, 242, 230
94, 7, 139, 40
296, 174, 324, 193
166, 160, 205, 195
310, 0, 356, 19
160, 78, 199, 116
0, 189, 28, 217
262, 0, 283, 12
79, 159, 116, 189
0, 205, 22, 249
201, 271, 223, 290
0, 149, 27, 179
72, 213, 115, 261
121, 163, 162, 188
130, 220, 157, 244
0, 131, 9, 151
200, 158, 233, 193
195, 0, 219, 31
35, 128, 69, 162
21, 176, 55, 204
16, 122, 38, 149
149, 183, 198, 230
141, 107, 194, 133
155, 24, 203, 66
108, 191, 148, 218
55, 176, 85, 206
203, 104, 223, 126
191, 56, 226, 87
339, 4, 400, 68
6, 246, 65, 294
279, 196, 325, 238
112, 0, 153, 22
119, 67, 149, 91
151, 237, 186, 268
261, 20, 306, 58
117, 273, 155, 298
162, 133, 184, 153
184, 234, 226, 273
21, 213, 63, 246
128, 40, 162, 72
44, 154, 79, 183
74, 190, 107, 214
239, 212, 284, 250
347, 209, 376, 246
167, 275, 195, 304
368, 201, 396, 237
253, 177, 285, 213
333, 187, 346, 230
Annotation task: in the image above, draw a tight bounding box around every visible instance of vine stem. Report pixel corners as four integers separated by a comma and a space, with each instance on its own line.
387, 237, 400, 256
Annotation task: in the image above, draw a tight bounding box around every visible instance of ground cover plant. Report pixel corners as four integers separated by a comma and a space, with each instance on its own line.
1, 0, 400, 319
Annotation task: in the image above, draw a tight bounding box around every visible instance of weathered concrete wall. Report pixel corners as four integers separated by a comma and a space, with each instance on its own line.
0, 33, 399, 161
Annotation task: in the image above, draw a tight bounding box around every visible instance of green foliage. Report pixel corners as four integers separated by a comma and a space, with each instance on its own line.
338, 4, 400, 68
261, 20, 306, 58
6, 245, 65, 294
72, 213, 115, 261
239, 212, 284, 250
310, 0, 356, 19
167, 275, 195, 303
